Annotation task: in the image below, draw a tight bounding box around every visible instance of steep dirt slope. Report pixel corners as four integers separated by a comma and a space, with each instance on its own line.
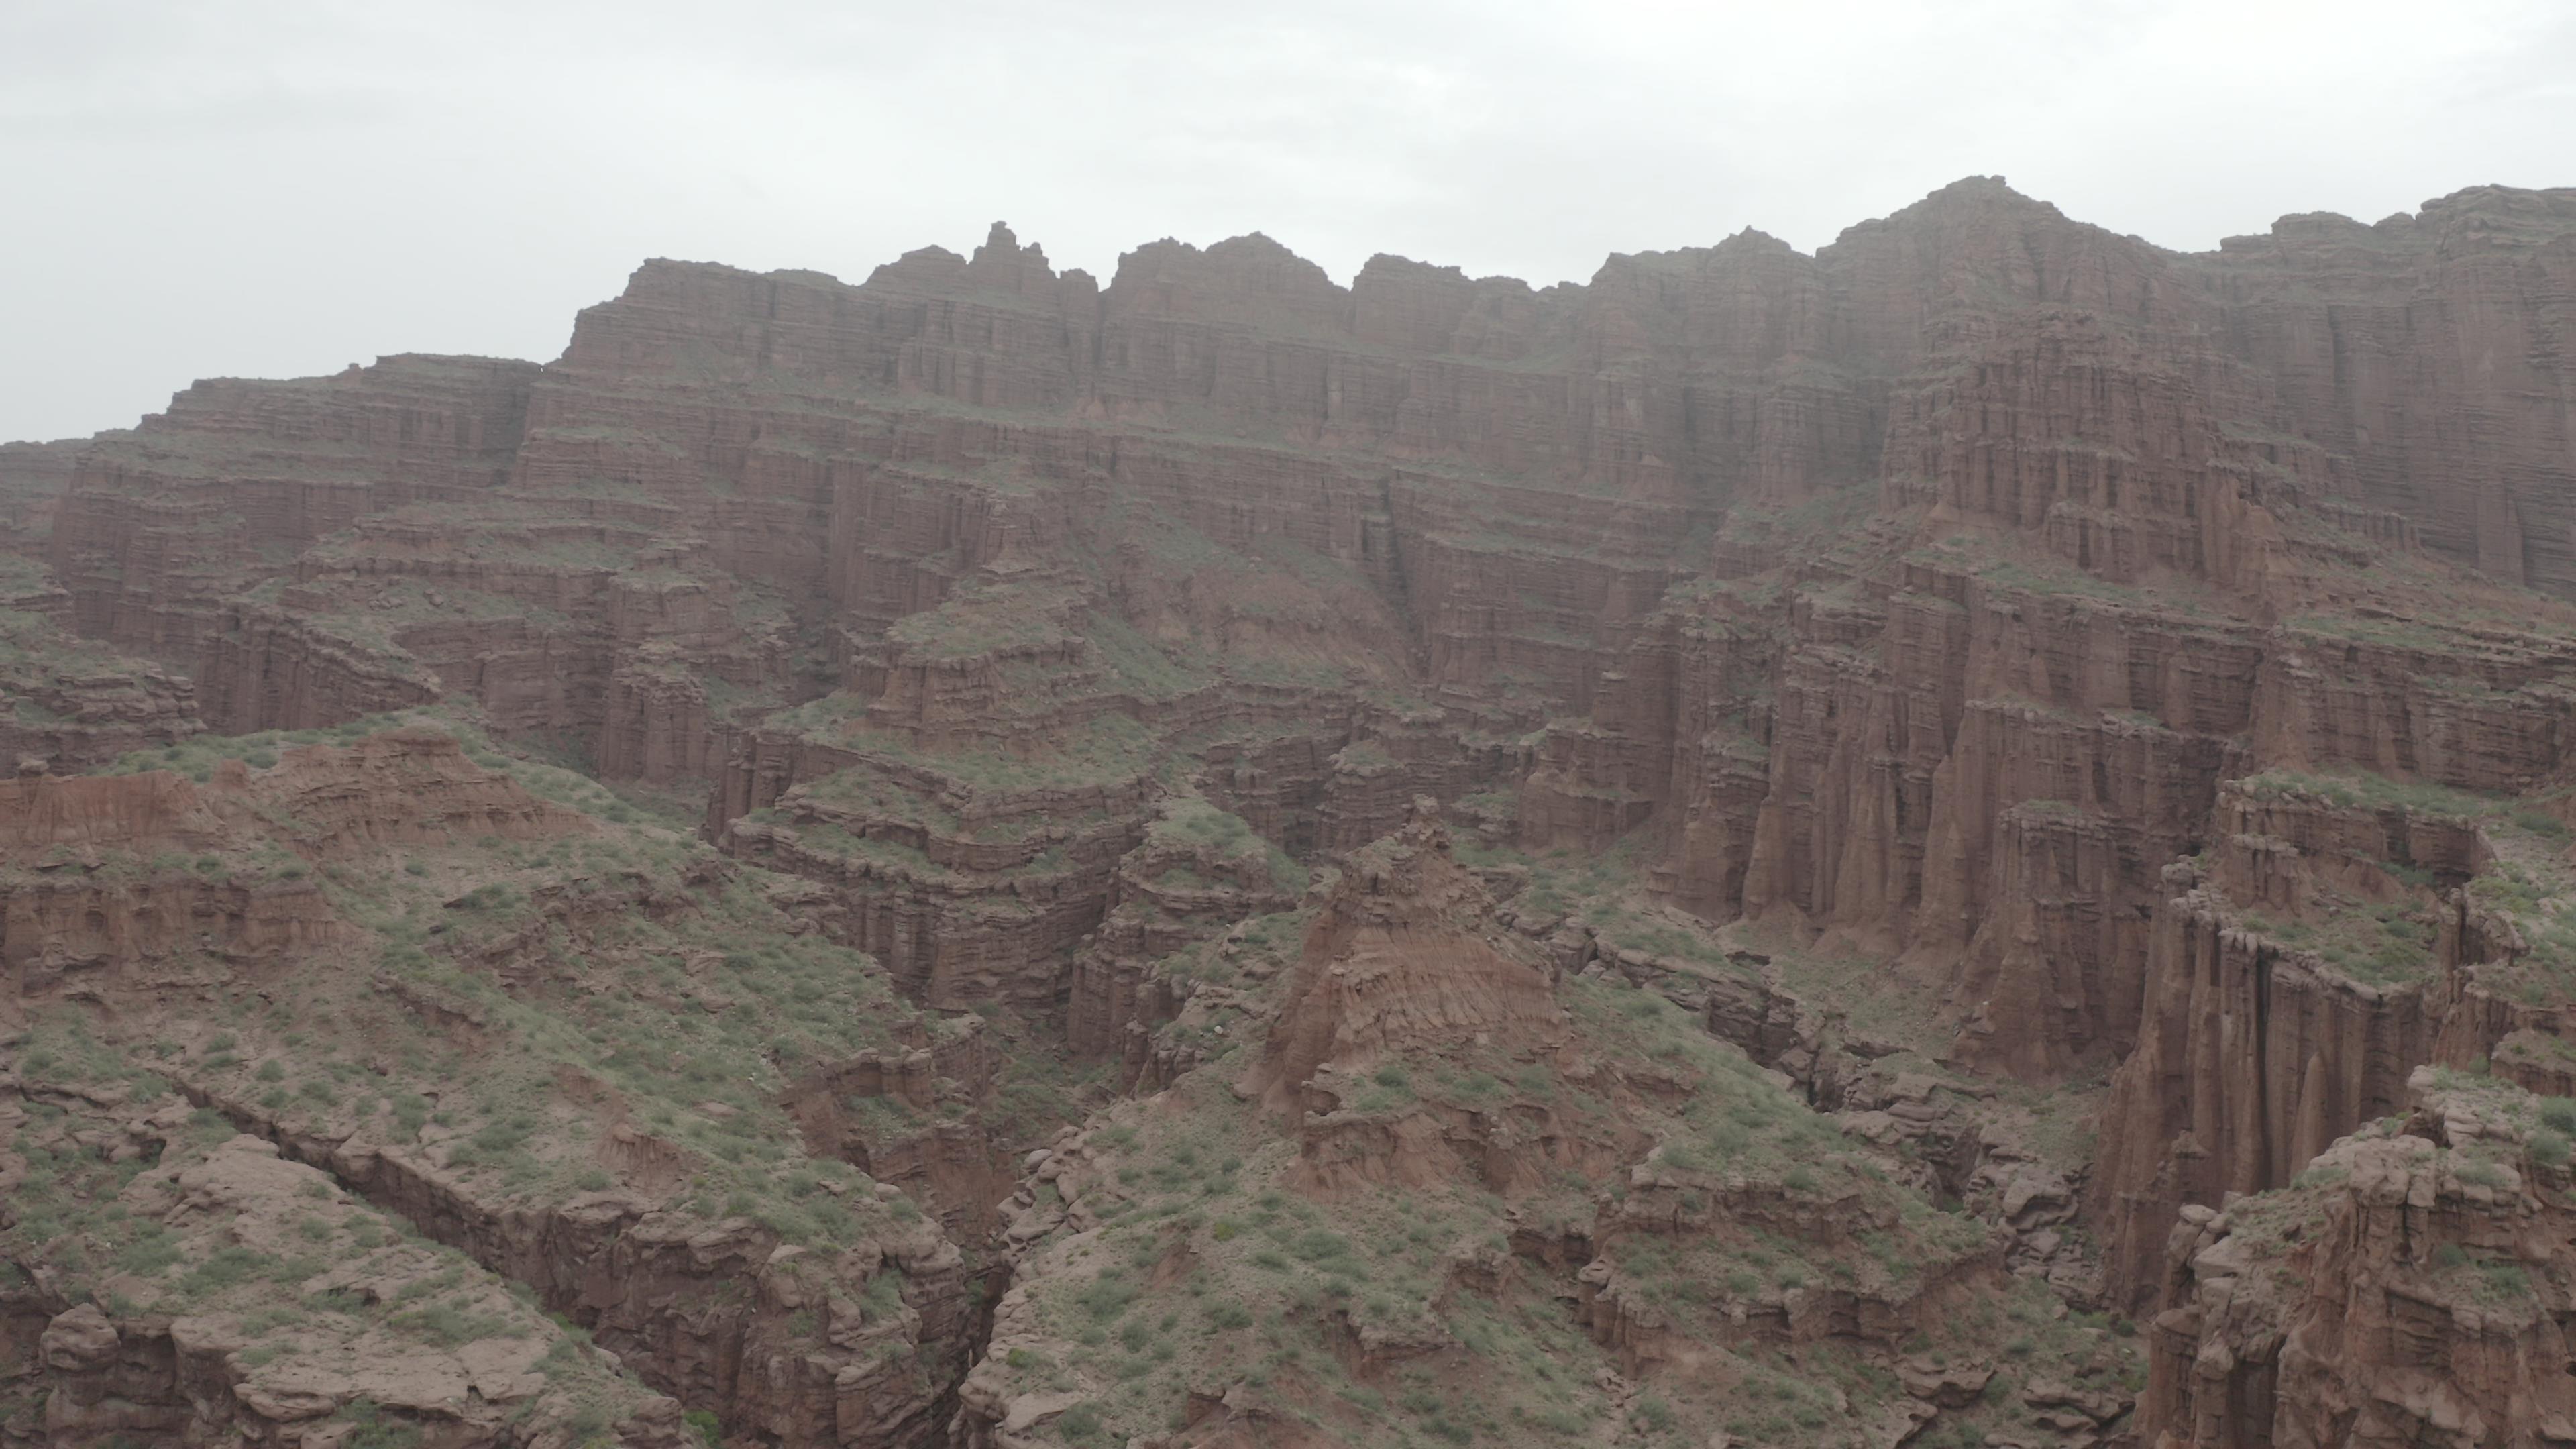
3, 719, 1053, 1449
957, 808, 2133, 1448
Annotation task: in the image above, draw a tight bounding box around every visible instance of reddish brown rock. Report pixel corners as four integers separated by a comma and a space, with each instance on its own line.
1250, 802, 1566, 1122
2140, 1069, 2576, 1447
2192, 189, 2576, 593
0, 603, 203, 772
17, 180, 2576, 1436
0, 438, 87, 560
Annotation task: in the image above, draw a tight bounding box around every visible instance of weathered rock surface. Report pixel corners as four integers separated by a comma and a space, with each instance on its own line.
1250, 801, 1565, 1118
0, 439, 87, 559
1, 721, 1001, 1449
2141, 1069, 2576, 1447
951, 809, 2121, 1448
1, 1115, 688, 1449
9, 177, 2576, 1448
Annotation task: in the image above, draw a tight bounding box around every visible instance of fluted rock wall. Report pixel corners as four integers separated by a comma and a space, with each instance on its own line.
2192, 189, 2576, 592
15, 181, 2576, 1429
2141, 1069, 2576, 1447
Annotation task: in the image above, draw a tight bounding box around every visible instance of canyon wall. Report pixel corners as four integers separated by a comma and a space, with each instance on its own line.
10, 178, 2576, 1441
2140, 1069, 2576, 1447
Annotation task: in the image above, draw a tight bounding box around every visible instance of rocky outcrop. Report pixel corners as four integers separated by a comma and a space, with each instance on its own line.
253, 726, 589, 848
712, 749, 1154, 1014
0, 729, 591, 1001
1, 722, 1001, 1449
2194, 189, 2576, 594
2093, 774, 2455, 1307
0, 1057, 688, 1449
1063, 796, 1302, 1067
0, 600, 203, 773
956, 808, 2125, 1448
2141, 1069, 2576, 1447
1249, 801, 1564, 1122
780, 1017, 1016, 1239
15, 178, 2576, 1443
189, 1082, 973, 1449
49, 356, 539, 663
2092, 773, 2576, 1313
0, 438, 85, 559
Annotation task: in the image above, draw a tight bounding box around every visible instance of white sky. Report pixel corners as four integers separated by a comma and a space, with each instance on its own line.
5, 0, 2571, 442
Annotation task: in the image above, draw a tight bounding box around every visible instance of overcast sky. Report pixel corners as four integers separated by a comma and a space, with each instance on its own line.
5, 0, 2571, 443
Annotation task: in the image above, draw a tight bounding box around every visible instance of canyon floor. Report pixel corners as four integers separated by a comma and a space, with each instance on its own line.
5, 177, 2576, 1449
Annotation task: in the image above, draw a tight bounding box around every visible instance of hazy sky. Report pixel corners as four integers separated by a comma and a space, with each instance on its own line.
5, 0, 2572, 442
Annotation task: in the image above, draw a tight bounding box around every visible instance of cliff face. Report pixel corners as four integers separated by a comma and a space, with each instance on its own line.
0, 608, 201, 774
955, 808, 2119, 1449
49, 357, 539, 663
0, 440, 87, 561
1, 1130, 688, 1449
1, 723, 997, 1449
2191, 191, 2576, 593
2141, 1069, 2576, 1448
11, 178, 2576, 1446
42, 189, 2562, 775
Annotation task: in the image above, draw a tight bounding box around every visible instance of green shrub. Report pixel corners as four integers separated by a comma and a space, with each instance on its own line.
390, 1303, 520, 1347
1291, 1230, 1353, 1263
115, 1232, 183, 1276
180, 1246, 276, 1297
2510, 809, 2570, 839
2479, 1262, 2533, 1299
1055, 1402, 1104, 1444
341, 1398, 423, 1449
1206, 1303, 1252, 1330
2457, 1160, 2510, 1188
1074, 1275, 1138, 1322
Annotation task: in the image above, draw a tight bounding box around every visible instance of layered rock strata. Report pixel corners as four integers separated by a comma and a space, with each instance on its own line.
1, 722, 993, 1449
7, 178, 2576, 1447
2141, 1069, 2576, 1447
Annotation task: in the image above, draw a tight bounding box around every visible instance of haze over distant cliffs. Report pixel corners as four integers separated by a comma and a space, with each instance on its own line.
5, 178, 2576, 1449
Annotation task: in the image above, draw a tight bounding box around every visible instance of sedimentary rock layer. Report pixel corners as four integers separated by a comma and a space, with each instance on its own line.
11, 178, 2576, 1446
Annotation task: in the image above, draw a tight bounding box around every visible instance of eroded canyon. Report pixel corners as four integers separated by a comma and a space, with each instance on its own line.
6, 177, 2576, 1449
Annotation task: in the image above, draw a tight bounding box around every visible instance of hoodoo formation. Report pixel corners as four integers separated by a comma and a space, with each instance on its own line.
5, 178, 2576, 1448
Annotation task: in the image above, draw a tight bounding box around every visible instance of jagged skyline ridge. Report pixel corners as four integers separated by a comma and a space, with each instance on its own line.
9, 147, 2576, 1447
5, 0, 2573, 441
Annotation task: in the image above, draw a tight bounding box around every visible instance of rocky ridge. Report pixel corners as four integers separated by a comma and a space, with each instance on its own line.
2142, 1068, 2576, 1446
3, 722, 1014, 1449
5, 178, 2576, 1447
957, 806, 2129, 1448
